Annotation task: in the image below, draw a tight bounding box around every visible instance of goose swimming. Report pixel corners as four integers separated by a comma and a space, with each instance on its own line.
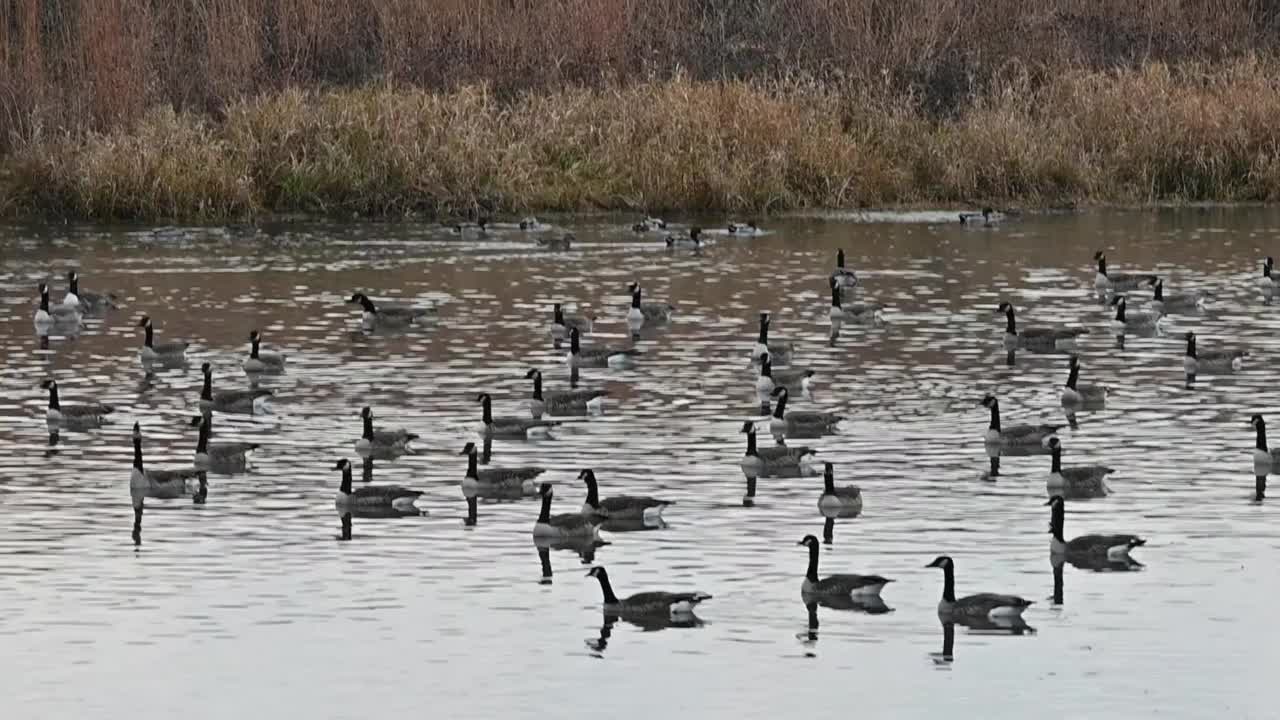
525, 369, 607, 418
817, 462, 863, 514
63, 271, 118, 313
579, 469, 673, 522
355, 406, 418, 455
830, 249, 858, 289
996, 302, 1087, 351
477, 393, 559, 438
625, 283, 674, 327
1109, 296, 1164, 334
333, 458, 422, 512
198, 362, 272, 414
1150, 278, 1207, 315
191, 415, 260, 471
533, 483, 602, 539
768, 387, 842, 441
1045, 437, 1113, 499
41, 380, 113, 425
1059, 356, 1107, 406
751, 312, 794, 365
926, 556, 1032, 621
979, 394, 1060, 447
1046, 495, 1145, 562
549, 303, 594, 343
586, 566, 710, 617
1183, 331, 1246, 387
136, 315, 188, 364
459, 442, 544, 498
34, 283, 81, 327
566, 327, 641, 369
346, 292, 433, 329
242, 330, 286, 373
1094, 251, 1157, 293
798, 535, 892, 598
739, 421, 816, 478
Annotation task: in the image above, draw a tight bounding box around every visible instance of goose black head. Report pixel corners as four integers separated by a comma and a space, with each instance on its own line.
1093, 250, 1105, 261
201, 362, 212, 374
626, 282, 640, 293
1046, 436, 1062, 451
979, 394, 997, 408
538, 482, 553, 497
1068, 355, 1080, 368
189, 415, 204, 428
586, 566, 606, 579
926, 556, 954, 569
690, 227, 703, 242
797, 534, 820, 548
66, 270, 78, 281
40, 379, 56, 390
1185, 331, 1196, 341
38, 282, 49, 295
1109, 295, 1126, 307
137, 315, 152, 328
250, 330, 261, 341
1251, 414, 1266, 429
740, 421, 756, 434
346, 293, 365, 304
132, 421, 142, 438
360, 406, 373, 419
459, 441, 477, 455
525, 368, 541, 379
997, 301, 1014, 315
1044, 495, 1065, 507
578, 469, 596, 482
334, 458, 351, 470
475, 393, 491, 403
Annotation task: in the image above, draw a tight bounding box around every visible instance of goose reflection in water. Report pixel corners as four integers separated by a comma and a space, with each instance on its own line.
586, 611, 705, 656
1256, 474, 1267, 503
533, 535, 606, 564
931, 615, 1036, 667
819, 511, 862, 546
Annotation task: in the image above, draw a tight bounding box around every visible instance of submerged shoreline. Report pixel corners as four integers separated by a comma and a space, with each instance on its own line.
5, 61, 1280, 223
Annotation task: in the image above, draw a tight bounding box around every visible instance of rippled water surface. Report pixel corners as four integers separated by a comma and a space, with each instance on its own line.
3, 211, 1280, 719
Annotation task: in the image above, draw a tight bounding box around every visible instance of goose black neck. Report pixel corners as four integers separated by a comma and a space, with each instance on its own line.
143, 324, 155, 348
987, 401, 1001, 431
200, 370, 212, 400
772, 390, 788, 418
530, 373, 543, 400
744, 429, 758, 456
836, 249, 846, 269
39, 289, 50, 312
339, 465, 353, 494
360, 296, 377, 313
823, 466, 835, 493
830, 283, 841, 308
1049, 501, 1065, 542
805, 541, 820, 582
584, 473, 600, 508
1050, 445, 1062, 473
250, 337, 261, 359
1066, 363, 1079, 389
570, 331, 581, 354
537, 492, 552, 523
47, 384, 60, 409
1256, 475, 1266, 502
69, 276, 79, 294
362, 413, 374, 440
481, 397, 493, 424
760, 359, 772, 379
1257, 421, 1268, 452
940, 564, 956, 603
1265, 262, 1273, 279
757, 316, 769, 344
554, 306, 565, 324
631, 289, 642, 309
1004, 308, 1016, 334
1114, 300, 1126, 322
133, 434, 144, 471
1186, 335, 1196, 358
196, 421, 209, 453
594, 569, 620, 604
1154, 282, 1164, 301
465, 451, 478, 478
1097, 256, 1108, 277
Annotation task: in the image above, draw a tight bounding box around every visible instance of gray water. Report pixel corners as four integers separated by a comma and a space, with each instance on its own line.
2, 210, 1279, 719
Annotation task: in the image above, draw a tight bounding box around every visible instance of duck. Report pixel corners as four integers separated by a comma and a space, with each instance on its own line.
1093, 251, 1158, 293
476, 393, 560, 438
346, 292, 434, 329
996, 302, 1088, 351
525, 369, 606, 419
578, 469, 673, 522
191, 414, 260, 470
958, 207, 996, 226
727, 221, 760, 235
355, 406, 418, 455
533, 483, 602, 539
769, 387, 841, 441
136, 315, 188, 364
1150, 278, 1207, 315
333, 458, 422, 512
827, 278, 883, 336
63, 270, 118, 313
631, 216, 667, 233
1109, 296, 1164, 334
1045, 437, 1113, 498
798, 535, 893, 598
925, 556, 1033, 620
40, 380, 113, 424
535, 233, 573, 250
34, 282, 81, 326
664, 227, 704, 248
739, 421, 816, 478
1046, 495, 1145, 561
979, 394, 1060, 447
1060, 356, 1107, 405
549, 303, 595, 343
459, 442, 544, 498
198, 362, 272, 414
817, 462, 862, 514
1249, 414, 1280, 474
129, 422, 203, 503
830, 249, 858, 289
1183, 331, 1246, 387
242, 330, 286, 373
566, 327, 641, 369
586, 566, 711, 617
625, 283, 674, 326
750, 312, 795, 365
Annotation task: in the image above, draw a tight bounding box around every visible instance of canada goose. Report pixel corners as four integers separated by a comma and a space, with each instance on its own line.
476, 393, 559, 438
755, 358, 775, 409
549, 303, 595, 342
1109, 296, 1164, 334
198, 362, 272, 414
979, 394, 1060, 446
996, 302, 1087, 351
459, 442, 544, 498
63, 270, 118, 313
1151, 278, 1206, 315
129, 422, 203, 502
1257, 257, 1275, 295
828, 278, 883, 336
40, 380, 113, 424
727, 221, 760, 235
34, 283, 81, 326
586, 566, 710, 616
1183, 332, 1246, 387
136, 316, 188, 363
816, 462, 862, 514
567, 327, 641, 369
533, 483, 601, 539
830, 249, 858, 289
1249, 415, 1280, 473
631, 216, 667, 232
242, 330, 286, 373
768, 386, 841, 442
625, 283, 674, 326
664, 227, 704, 248
346, 292, 433, 329
536, 233, 573, 250
190, 414, 259, 470
751, 312, 794, 365
762, 357, 813, 396
578, 469, 673, 522
798, 535, 892, 597
525, 369, 606, 419
925, 556, 1033, 620
739, 421, 816, 478
1046, 496, 1145, 561
1093, 252, 1157, 293
355, 406, 418, 455
1045, 437, 1113, 498
1060, 356, 1107, 406
333, 459, 422, 512
518, 216, 547, 231
959, 207, 996, 226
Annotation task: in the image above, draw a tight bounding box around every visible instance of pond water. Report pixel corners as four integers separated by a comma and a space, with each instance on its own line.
1, 209, 1278, 719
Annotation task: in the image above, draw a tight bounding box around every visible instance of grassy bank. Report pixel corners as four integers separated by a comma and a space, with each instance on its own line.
6, 59, 1280, 220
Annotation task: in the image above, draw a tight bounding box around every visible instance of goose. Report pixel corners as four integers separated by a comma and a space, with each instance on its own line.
477, 393, 560, 438
567, 327, 641, 369
828, 278, 883, 334
34, 283, 81, 326
996, 302, 1088, 351
63, 271, 118, 313
925, 556, 1033, 620
1249, 415, 1280, 473
525, 369, 606, 419
631, 216, 667, 232
535, 233, 573, 250
586, 566, 711, 616
798, 535, 892, 597
333, 458, 422, 512
1257, 257, 1275, 295
762, 357, 814, 395
751, 312, 794, 365
355, 406, 418, 455
1109, 296, 1164, 333
242, 330, 286, 373
817, 462, 863, 514
769, 387, 841, 440
198, 362, 272, 414
959, 207, 995, 226
136, 316, 188, 363
346, 292, 433, 329
129, 422, 203, 503
533, 483, 601, 539
727, 221, 760, 235
40, 380, 113, 424
1093, 251, 1157, 293
190, 414, 260, 469
1060, 356, 1107, 405
518, 216, 548, 231
1151, 278, 1206, 315
739, 421, 816, 478
549, 303, 595, 343
1183, 332, 1246, 387
459, 442, 544, 497
1045, 437, 1113, 498
1046, 495, 1145, 561
625, 283, 674, 326
664, 226, 704, 248
830, 249, 858, 289
979, 394, 1060, 446
754, 357, 775, 408
578, 469, 673, 522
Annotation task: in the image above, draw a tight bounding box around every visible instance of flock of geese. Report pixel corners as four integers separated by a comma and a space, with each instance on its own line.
25, 226, 1278, 641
